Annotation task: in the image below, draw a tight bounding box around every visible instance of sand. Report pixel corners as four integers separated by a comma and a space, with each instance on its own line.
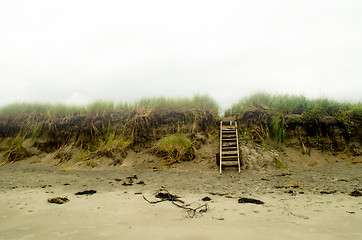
0, 156, 361, 240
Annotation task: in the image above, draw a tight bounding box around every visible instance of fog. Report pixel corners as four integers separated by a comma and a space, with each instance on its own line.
1, 0, 361, 110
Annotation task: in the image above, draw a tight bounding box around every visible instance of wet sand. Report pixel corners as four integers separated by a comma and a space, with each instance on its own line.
0, 162, 361, 240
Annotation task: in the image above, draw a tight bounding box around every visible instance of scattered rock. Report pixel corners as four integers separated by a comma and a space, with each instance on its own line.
275, 184, 303, 189
209, 192, 228, 196
320, 190, 337, 194
136, 181, 145, 185
275, 173, 292, 177
48, 197, 69, 204
202, 196, 211, 201
238, 198, 264, 205
122, 182, 133, 186
338, 179, 348, 182
127, 175, 138, 180
114, 178, 122, 182
221, 194, 232, 198
75, 190, 97, 196
349, 190, 362, 197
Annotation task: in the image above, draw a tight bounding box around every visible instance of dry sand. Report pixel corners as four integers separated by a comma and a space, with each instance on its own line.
1, 153, 362, 240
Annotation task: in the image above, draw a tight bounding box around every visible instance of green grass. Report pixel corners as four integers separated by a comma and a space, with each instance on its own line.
271, 117, 287, 145
94, 132, 132, 158
226, 93, 361, 144
154, 134, 196, 165
0, 102, 85, 119
87, 100, 115, 116
0, 95, 219, 163
129, 94, 219, 116
0, 94, 219, 119
226, 92, 361, 117
1, 134, 29, 164
274, 156, 288, 169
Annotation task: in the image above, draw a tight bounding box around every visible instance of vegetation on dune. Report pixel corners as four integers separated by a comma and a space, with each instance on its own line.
0, 95, 219, 164
0, 94, 218, 120
225, 92, 361, 118
154, 134, 196, 165
94, 132, 132, 158
225, 93, 361, 154
0, 92, 360, 165
1, 135, 30, 165
0, 102, 85, 119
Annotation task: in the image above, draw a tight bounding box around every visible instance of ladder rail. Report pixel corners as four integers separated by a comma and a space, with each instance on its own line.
219, 121, 222, 174
235, 121, 241, 173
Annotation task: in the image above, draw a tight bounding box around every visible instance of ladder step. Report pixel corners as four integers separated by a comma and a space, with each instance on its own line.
222, 129, 236, 132
221, 156, 239, 160
221, 161, 239, 166
222, 131, 236, 135
222, 127, 236, 131
222, 155, 238, 159
222, 122, 235, 126
222, 143, 237, 147
222, 151, 238, 155
222, 139, 237, 142
222, 137, 237, 140
222, 147, 237, 151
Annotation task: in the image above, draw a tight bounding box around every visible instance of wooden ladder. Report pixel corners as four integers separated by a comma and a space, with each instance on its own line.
219, 121, 241, 174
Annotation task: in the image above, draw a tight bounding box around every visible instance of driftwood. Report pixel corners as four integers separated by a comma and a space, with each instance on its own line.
143, 188, 208, 218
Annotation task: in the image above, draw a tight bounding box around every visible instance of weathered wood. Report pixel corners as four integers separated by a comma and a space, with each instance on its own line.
221, 161, 239, 166
219, 121, 241, 174
222, 151, 238, 155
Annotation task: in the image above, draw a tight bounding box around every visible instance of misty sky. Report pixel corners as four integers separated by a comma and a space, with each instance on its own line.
1, 0, 361, 110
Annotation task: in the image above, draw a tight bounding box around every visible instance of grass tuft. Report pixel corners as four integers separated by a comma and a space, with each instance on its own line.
87, 100, 115, 116
274, 156, 288, 169
1, 135, 30, 164
95, 132, 132, 158
271, 117, 287, 145
154, 134, 196, 165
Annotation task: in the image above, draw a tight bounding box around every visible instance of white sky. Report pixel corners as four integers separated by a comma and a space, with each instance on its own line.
0, 0, 361, 110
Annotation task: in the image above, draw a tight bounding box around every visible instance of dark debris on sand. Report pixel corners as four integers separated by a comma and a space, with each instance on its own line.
48, 197, 70, 204
349, 190, 362, 197
75, 190, 97, 196
238, 197, 264, 205
202, 196, 212, 201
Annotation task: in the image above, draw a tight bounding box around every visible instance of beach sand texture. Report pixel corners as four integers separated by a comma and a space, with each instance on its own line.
1, 157, 361, 240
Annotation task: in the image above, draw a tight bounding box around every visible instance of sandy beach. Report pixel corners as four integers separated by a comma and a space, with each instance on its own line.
1, 157, 361, 240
